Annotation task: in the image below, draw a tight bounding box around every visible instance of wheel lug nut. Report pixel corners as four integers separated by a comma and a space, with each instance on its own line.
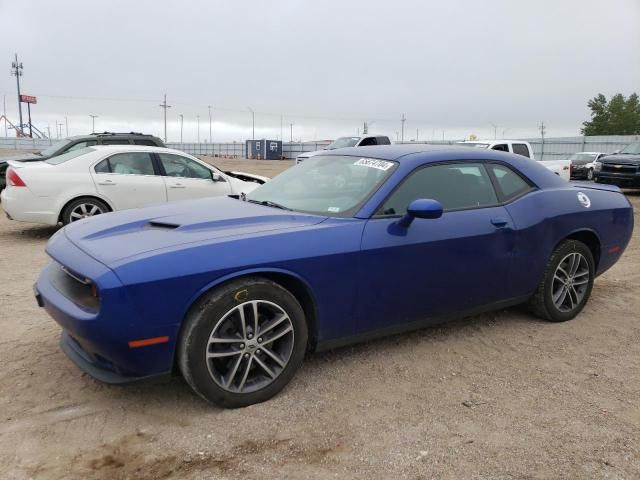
244, 353, 250, 358
256, 349, 261, 354
258, 337, 263, 343
239, 343, 245, 349
247, 334, 253, 339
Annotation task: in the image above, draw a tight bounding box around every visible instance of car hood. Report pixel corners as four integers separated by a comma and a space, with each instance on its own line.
0, 153, 43, 164
61, 196, 327, 265
296, 149, 325, 159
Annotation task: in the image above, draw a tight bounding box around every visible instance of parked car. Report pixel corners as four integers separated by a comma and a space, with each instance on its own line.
594, 142, 640, 188
0, 132, 165, 191
457, 140, 571, 181
1, 145, 266, 225
34, 144, 633, 408
295, 134, 391, 164
567, 152, 607, 180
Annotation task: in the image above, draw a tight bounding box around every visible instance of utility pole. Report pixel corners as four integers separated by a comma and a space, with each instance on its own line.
57, 122, 63, 139
363, 121, 368, 134
489, 122, 498, 139
89, 115, 98, 133
248, 107, 255, 140
47, 124, 51, 141
208, 105, 213, 143
159, 94, 171, 141
400, 114, 406, 143
539, 121, 546, 160
65, 116, 68, 137
197, 115, 200, 143
179, 114, 183, 144
11, 53, 24, 136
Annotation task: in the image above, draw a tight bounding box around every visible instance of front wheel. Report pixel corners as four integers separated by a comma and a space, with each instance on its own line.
529, 240, 595, 322
586, 169, 594, 181
61, 197, 109, 225
178, 277, 308, 408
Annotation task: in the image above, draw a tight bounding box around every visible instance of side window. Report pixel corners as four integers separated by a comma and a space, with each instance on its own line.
94, 159, 110, 173
380, 163, 498, 215
101, 138, 132, 145
134, 139, 159, 146
488, 164, 533, 201
107, 152, 155, 175
66, 141, 97, 152
158, 153, 212, 180
359, 137, 378, 146
377, 136, 391, 145
491, 144, 509, 152
512, 144, 531, 158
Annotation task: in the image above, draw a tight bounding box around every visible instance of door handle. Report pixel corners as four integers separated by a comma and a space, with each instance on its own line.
170, 183, 185, 189
491, 218, 509, 228
97, 180, 116, 186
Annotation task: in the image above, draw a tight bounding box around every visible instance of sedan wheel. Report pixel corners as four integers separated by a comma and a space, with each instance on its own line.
179, 277, 307, 408
586, 169, 594, 181
529, 239, 594, 322
61, 197, 110, 225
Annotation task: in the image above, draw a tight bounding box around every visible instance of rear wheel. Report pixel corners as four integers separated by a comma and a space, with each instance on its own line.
529, 240, 595, 322
586, 168, 594, 181
178, 277, 308, 408
61, 197, 109, 225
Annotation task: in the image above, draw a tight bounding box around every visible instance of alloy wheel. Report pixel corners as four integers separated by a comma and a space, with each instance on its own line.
552, 252, 590, 312
206, 300, 294, 394
69, 203, 104, 222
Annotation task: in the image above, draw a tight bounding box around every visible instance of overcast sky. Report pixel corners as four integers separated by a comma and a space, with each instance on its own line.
1, 0, 638, 142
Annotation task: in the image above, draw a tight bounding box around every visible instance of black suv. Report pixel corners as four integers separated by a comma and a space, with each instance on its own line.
594, 142, 640, 188
0, 132, 165, 190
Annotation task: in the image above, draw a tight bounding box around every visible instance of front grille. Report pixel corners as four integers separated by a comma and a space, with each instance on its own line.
602, 164, 638, 174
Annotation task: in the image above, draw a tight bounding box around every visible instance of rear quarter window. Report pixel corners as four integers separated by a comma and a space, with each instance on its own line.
512, 144, 531, 158
487, 164, 534, 201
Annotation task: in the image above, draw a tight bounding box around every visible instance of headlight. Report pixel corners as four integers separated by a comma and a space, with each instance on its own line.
594, 161, 602, 172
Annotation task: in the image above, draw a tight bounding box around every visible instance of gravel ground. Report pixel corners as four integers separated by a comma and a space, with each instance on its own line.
0, 156, 639, 479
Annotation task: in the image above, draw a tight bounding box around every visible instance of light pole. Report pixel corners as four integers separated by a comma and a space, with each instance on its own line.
159, 94, 171, 141
208, 105, 213, 143
89, 115, 98, 133
248, 107, 255, 140
197, 115, 200, 143
179, 114, 183, 144
489, 122, 498, 140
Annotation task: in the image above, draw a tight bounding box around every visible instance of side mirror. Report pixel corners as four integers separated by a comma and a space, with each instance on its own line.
211, 172, 222, 182
397, 199, 443, 228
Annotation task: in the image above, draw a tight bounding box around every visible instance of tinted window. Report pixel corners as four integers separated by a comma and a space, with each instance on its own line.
101, 138, 131, 145
45, 147, 96, 165
377, 136, 391, 145
512, 144, 531, 158
66, 141, 98, 152
488, 164, 532, 201
134, 139, 159, 146
107, 152, 155, 175
359, 137, 378, 146
381, 163, 498, 214
492, 144, 509, 152
94, 159, 110, 173
158, 153, 212, 179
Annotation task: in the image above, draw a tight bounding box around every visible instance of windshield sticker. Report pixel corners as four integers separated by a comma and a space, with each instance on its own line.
327, 207, 341, 213
354, 158, 394, 171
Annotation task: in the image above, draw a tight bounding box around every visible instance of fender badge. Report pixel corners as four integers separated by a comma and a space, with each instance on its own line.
577, 192, 591, 208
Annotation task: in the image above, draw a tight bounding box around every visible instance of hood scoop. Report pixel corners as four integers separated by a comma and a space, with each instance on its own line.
148, 221, 180, 230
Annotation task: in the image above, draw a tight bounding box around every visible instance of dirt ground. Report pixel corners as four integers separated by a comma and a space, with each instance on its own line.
0, 156, 639, 479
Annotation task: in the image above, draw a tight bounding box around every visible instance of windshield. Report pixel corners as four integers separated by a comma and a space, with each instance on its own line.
620, 142, 640, 154
457, 142, 490, 149
246, 155, 397, 217
568, 153, 597, 163
39, 139, 73, 157
45, 147, 95, 165
326, 137, 360, 150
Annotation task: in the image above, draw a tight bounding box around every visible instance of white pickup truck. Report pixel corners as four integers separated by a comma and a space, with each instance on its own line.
296, 134, 392, 164
457, 140, 571, 181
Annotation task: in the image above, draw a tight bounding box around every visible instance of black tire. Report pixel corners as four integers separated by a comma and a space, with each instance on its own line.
586, 169, 594, 181
529, 240, 595, 322
178, 277, 308, 408
61, 197, 110, 225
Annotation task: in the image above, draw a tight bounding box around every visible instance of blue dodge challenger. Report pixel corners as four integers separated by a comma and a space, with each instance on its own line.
35, 145, 634, 407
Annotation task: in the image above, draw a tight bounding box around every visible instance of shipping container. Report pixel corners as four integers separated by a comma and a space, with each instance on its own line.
245, 139, 283, 160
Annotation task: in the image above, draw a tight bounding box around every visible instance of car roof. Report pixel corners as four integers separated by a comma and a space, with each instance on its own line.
321, 143, 497, 162
457, 140, 530, 144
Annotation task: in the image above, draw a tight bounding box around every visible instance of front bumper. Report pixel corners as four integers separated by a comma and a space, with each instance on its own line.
35, 231, 178, 383
595, 172, 640, 187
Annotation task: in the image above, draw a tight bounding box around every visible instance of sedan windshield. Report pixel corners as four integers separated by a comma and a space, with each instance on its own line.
39, 139, 73, 157
326, 137, 359, 149
620, 142, 640, 154
246, 155, 397, 217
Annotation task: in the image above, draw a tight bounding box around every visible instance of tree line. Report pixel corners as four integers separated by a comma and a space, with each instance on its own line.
581, 93, 640, 135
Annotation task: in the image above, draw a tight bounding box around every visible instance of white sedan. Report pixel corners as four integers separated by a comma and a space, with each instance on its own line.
1, 145, 267, 225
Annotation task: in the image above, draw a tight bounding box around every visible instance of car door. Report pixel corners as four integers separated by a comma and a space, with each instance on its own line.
91, 152, 167, 210
157, 153, 231, 202
358, 162, 515, 333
